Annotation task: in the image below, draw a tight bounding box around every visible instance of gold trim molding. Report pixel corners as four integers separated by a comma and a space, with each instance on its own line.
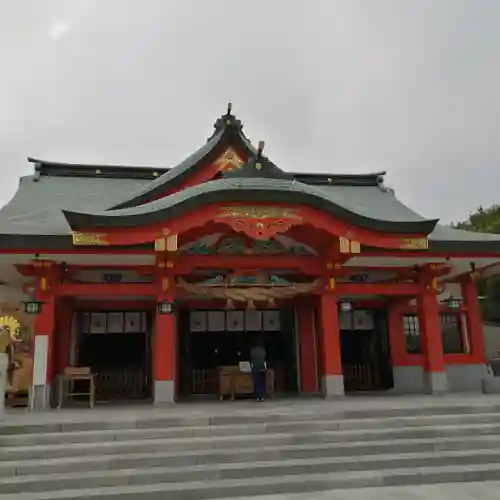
218, 206, 301, 220
400, 238, 428, 250
72, 232, 109, 246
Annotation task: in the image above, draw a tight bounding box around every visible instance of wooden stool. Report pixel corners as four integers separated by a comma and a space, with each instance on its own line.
57, 367, 96, 409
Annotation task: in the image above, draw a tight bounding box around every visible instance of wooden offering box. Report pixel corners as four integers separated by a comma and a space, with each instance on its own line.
218, 366, 275, 400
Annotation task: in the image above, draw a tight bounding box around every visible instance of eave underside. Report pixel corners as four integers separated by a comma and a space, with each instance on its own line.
1, 233, 500, 255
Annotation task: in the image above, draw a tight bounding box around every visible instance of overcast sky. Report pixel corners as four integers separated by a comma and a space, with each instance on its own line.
1, 0, 499, 223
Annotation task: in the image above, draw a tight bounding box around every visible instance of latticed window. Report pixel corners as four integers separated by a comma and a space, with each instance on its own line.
403, 315, 421, 354
440, 313, 464, 354
403, 313, 466, 355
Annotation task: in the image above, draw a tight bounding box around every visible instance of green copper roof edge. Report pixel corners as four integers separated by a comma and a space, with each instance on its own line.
62, 181, 439, 235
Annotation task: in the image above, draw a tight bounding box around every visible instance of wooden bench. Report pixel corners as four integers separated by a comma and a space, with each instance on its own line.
57, 367, 96, 409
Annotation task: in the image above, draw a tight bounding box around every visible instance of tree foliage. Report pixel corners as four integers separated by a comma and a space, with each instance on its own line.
452, 205, 500, 322
452, 205, 500, 234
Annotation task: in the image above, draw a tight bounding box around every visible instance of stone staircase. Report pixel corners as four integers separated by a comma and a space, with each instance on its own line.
2, 402, 500, 499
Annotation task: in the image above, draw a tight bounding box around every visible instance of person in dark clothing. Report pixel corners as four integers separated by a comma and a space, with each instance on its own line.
250, 339, 267, 402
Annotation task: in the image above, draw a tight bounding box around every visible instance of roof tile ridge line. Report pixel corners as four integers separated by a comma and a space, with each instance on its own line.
28, 157, 167, 171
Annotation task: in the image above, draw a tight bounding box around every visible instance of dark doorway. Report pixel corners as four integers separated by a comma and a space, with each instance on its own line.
77, 310, 152, 402
178, 308, 299, 398
340, 309, 394, 392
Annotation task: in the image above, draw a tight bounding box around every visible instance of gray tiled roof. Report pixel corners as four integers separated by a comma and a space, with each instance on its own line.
0, 175, 500, 254
62, 177, 439, 235
1, 169, 500, 252
0, 174, 150, 235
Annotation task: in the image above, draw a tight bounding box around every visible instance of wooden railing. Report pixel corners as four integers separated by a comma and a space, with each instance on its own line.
191, 369, 217, 394
95, 369, 149, 401
343, 363, 373, 392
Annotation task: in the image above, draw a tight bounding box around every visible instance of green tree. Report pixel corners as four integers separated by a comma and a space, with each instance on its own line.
452, 205, 500, 322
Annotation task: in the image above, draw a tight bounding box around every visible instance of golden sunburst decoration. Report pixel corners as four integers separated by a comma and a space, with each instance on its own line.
0, 315, 21, 352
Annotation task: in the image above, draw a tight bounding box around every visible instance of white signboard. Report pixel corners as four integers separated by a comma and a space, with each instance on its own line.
339, 311, 374, 331
263, 311, 280, 331
32, 334, 48, 386
208, 311, 225, 332
226, 311, 244, 331
190, 311, 206, 332
245, 311, 262, 331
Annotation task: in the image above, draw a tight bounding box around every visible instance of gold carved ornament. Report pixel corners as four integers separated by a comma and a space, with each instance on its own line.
215, 206, 303, 241
214, 147, 245, 172
177, 278, 320, 303
72, 232, 109, 246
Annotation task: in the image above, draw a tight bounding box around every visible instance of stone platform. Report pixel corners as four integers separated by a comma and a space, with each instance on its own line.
2, 395, 500, 499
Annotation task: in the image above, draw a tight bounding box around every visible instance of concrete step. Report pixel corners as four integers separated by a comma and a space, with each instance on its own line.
4, 401, 500, 498
2, 463, 500, 500
1, 449, 500, 494
2, 411, 500, 447
3, 421, 500, 462
3, 403, 500, 435
2, 434, 500, 478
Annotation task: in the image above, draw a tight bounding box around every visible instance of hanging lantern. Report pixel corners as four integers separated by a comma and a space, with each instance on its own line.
225, 299, 235, 310
157, 301, 174, 315
246, 300, 256, 310
23, 300, 43, 315
445, 296, 462, 310
339, 300, 353, 312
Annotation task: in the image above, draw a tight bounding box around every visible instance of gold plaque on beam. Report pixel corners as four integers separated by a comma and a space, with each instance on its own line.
72, 232, 109, 246
400, 238, 429, 250
166, 234, 178, 252
155, 238, 166, 252
350, 240, 361, 254
339, 237, 350, 254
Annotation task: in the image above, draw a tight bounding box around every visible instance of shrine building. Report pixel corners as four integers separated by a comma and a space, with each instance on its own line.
1, 106, 500, 409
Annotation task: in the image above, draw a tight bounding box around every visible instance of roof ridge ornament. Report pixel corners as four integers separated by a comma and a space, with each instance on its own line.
211, 102, 243, 136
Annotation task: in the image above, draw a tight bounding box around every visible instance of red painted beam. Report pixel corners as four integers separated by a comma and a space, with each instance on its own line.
175, 255, 322, 274
335, 282, 422, 296
75, 202, 429, 250
55, 283, 157, 297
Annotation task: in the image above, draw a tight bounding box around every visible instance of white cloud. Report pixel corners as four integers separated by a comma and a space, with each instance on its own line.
48, 20, 71, 41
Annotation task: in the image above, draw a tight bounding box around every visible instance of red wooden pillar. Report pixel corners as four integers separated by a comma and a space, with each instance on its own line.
462, 276, 486, 364
418, 290, 448, 393
154, 294, 176, 403
297, 304, 318, 394
31, 289, 56, 410
54, 298, 73, 376
318, 294, 344, 397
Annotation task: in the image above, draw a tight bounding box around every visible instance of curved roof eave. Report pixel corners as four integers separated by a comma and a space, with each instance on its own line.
62, 178, 439, 235
108, 120, 256, 211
